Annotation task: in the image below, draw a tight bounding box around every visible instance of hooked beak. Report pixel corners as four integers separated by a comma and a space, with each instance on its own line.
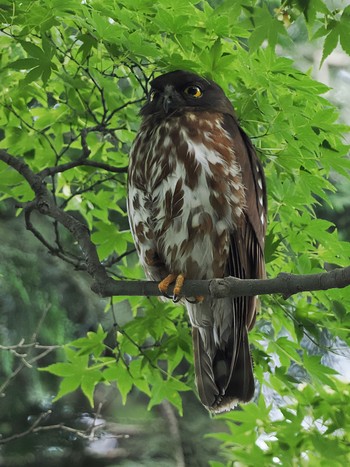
162, 95, 172, 114
161, 85, 175, 114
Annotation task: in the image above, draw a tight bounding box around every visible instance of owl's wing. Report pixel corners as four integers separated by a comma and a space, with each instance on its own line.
224, 115, 267, 404
192, 115, 267, 412
226, 116, 267, 326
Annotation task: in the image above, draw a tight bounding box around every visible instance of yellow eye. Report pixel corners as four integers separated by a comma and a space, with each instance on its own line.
184, 85, 203, 98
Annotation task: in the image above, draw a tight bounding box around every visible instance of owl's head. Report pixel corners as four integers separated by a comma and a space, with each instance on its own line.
141, 70, 235, 117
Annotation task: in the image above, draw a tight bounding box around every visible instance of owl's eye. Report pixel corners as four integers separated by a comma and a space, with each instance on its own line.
149, 90, 159, 102
184, 85, 203, 98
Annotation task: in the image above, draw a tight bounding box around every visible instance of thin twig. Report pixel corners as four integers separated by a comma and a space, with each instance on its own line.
105, 98, 145, 124
38, 159, 127, 178
0, 307, 61, 396
102, 248, 136, 268
0, 410, 127, 445
0, 411, 52, 444
59, 174, 119, 209
24, 208, 83, 267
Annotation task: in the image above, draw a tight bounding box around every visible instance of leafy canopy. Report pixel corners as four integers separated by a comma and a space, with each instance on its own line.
1, 0, 350, 464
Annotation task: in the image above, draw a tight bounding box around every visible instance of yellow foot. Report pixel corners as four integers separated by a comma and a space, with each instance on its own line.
173, 274, 185, 302
158, 273, 185, 302
158, 274, 177, 297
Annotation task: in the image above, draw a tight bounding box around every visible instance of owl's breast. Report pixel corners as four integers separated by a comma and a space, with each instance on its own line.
128, 111, 246, 279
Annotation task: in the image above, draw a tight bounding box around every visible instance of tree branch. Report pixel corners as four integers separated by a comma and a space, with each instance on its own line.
0, 409, 128, 445
91, 267, 350, 299
0, 149, 109, 285
1, 149, 350, 303
38, 159, 127, 178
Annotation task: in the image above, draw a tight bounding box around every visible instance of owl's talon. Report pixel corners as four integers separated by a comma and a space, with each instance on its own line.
158, 273, 177, 296
173, 274, 185, 302
158, 273, 185, 301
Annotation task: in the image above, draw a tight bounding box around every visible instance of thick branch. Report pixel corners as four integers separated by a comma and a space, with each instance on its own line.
0, 149, 44, 193
0, 149, 109, 285
91, 267, 350, 299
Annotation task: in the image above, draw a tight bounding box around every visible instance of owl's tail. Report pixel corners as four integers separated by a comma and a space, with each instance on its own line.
189, 299, 255, 413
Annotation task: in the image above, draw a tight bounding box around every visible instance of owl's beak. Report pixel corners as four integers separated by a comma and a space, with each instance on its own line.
162, 95, 172, 113
162, 85, 175, 114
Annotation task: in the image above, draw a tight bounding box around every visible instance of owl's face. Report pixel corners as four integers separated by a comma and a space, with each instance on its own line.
141, 70, 235, 117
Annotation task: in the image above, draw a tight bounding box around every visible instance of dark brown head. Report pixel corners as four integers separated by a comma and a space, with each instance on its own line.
141, 70, 235, 118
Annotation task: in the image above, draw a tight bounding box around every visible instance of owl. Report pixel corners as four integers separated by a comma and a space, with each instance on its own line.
127, 70, 266, 412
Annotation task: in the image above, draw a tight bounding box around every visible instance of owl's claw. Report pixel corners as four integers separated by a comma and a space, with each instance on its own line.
158, 273, 185, 302
173, 274, 185, 302
186, 296, 204, 304
158, 273, 177, 296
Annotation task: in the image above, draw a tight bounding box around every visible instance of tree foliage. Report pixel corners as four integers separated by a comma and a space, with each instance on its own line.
1, 0, 350, 464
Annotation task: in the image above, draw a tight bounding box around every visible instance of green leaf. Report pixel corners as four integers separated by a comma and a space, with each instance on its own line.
19, 40, 46, 59
54, 376, 81, 401
268, 336, 302, 367
103, 364, 133, 404
8, 58, 40, 70
148, 377, 190, 414
22, 66, 43, 85
303, 354, 339, 390
339, 8, 350, 56
321, 26, 340, 65
39, 362, 77, 377
69, 325, 107, 357
81, 369, 102, 406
